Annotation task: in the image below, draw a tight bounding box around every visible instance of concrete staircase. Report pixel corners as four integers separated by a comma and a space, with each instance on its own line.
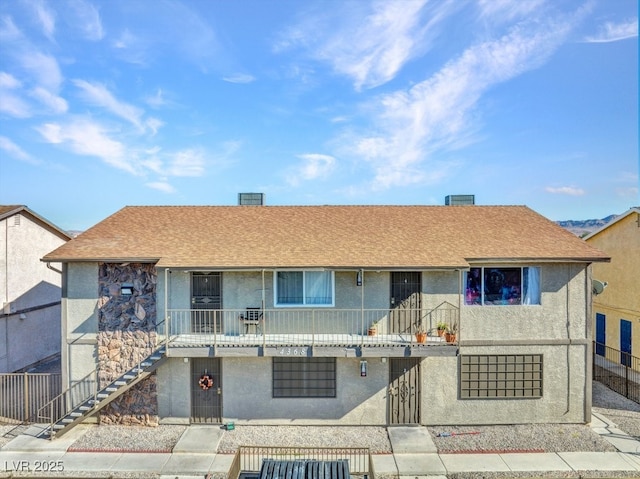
38, 345, 167, 439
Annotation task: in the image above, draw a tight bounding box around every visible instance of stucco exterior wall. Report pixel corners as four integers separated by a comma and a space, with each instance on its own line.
588, 211, 640, 354
63, 262, 99, 388
461, 264, 590, 342
157, 357, 191, 422
422, 344, 588, 425
0, 212, 66, 372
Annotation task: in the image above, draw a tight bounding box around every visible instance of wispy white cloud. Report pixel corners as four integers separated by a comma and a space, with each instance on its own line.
276, 0, 456, 90
145, 89, 166, 108
68, 0, 103, 41
584, 18, 638, 43
0, 136, 37, 163
286, 153, 336, 186
146, 181, 176, 194
0, 92, 31, 117
36, 118, 134, 174
477, 0, 546, 23
20, 51, 63, 91
31, 0, 56, 41
30, 86, 68, 114
165, 149, 206, 177
222, 73, 256, 84
0, 72, 21, 89
545, 186, 586, 196
342, 9, 585, 190
73, 79, 146, 131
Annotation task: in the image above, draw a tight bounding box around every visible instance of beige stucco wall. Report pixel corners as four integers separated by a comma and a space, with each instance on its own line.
0, 212, 67, 372
587, 211, 640, 353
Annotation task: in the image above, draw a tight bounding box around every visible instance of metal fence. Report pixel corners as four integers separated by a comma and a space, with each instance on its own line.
593, 341, 639, 404
0, 373, 62, 423
228, 446, 374, 479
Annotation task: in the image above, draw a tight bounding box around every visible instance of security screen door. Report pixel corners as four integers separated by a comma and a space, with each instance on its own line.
388, 358, 421, 424
390, 272, 421, 333
191, 358, 222, 423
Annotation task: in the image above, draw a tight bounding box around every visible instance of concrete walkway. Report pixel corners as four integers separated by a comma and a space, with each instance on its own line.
1, 415, 639, 478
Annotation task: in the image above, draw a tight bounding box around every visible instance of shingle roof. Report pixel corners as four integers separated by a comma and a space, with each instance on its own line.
1, 205, 73, 241
42, 205, 609, 268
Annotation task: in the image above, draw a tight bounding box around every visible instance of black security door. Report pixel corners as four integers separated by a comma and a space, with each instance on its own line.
191, 358, 222, 423
390, 272, 421, 333
191, 272, 222, 332
388, 358, 421, 424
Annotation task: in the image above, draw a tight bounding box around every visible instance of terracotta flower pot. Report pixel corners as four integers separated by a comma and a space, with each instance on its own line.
415, 332, 427, 344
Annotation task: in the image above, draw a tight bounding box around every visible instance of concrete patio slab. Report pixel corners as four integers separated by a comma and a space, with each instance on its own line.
499, 452, 572, 471
161, 453, 215, 475
109, 452, 171, 472
558, 452, 639, 471
2, 424, 91, 452
371, 454, 398, 475
439, 453, 510, 473
209, 452, 236, 473
388, 426, 437, 453
57, 452, 122, 471
394, 453, 446, 475
173, 425, 224, 453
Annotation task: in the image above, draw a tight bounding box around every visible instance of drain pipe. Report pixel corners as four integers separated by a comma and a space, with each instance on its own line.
46, 262, 63, 275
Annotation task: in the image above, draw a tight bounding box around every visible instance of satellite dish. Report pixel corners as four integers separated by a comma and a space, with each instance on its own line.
592, 279, 608, 295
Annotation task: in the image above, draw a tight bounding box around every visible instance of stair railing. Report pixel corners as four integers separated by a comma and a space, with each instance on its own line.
37, 369, 98, 439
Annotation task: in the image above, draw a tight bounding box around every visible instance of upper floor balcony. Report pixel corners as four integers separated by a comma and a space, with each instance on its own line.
163, 302, 459, 357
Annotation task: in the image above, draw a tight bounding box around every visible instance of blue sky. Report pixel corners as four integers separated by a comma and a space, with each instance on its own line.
0, 0, 637, 231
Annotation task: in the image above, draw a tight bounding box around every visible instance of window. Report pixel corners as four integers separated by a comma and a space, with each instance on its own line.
273, 358, 336, 398
465, 267, 540, 305
275, 271, 334, 306
460, 354, 543, 399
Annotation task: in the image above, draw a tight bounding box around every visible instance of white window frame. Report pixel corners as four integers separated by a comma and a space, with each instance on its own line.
273, 270, 335, 307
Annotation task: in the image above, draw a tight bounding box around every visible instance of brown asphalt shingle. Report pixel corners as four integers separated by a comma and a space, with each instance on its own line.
42, 205, 609, 268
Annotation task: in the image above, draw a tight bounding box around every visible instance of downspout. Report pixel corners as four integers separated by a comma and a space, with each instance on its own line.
46, 262, 63, 275
584, 264, 593, 423
565, 264, 572, 415
164, 268, 169, 348
262, 269, 266, 349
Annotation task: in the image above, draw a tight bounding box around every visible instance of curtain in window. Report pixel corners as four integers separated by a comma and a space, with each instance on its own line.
277, 271, 303, 304
305, 271, 332, 305
523, 267, 541, 305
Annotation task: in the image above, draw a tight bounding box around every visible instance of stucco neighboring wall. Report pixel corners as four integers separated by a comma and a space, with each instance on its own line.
0, 211, 67, 372
588, 211, 640, 353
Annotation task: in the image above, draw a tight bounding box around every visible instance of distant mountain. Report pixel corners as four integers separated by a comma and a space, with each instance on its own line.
556, 215, 617, 237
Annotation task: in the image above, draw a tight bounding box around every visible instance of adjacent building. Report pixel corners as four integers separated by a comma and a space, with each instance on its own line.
0, 205, 71, 373
585, 207, 640, 361
43, 204, 608, 428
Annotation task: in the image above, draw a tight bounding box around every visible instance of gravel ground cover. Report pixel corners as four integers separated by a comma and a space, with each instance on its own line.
66, 424, 187, 452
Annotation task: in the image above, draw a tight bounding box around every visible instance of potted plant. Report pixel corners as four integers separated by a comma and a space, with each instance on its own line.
445, 322, 458, 343
415, 325, 427, 344
368, 322, 378, 336
436, 321, 447, 337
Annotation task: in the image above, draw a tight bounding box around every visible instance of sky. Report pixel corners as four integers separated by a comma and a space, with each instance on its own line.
0, 0, 638, 232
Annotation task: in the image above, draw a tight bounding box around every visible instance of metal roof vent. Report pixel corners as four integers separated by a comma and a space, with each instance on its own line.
445, 195, 475, 205
238, 193, 265, 205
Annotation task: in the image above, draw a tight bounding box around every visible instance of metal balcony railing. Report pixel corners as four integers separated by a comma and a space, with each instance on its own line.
166, 302, 459, 349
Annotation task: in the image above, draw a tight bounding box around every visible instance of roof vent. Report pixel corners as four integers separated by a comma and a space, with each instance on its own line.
238, 193, 265, 205
445, 195, 475, 206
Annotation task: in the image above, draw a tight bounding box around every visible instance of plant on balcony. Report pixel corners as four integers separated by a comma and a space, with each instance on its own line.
415, 325, 427, 344
445, 322, 458, 343
368, 322, 378, 336
436, 321, 447, 337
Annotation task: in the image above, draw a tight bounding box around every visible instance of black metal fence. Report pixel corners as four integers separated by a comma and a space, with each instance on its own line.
593, 341, 639, 403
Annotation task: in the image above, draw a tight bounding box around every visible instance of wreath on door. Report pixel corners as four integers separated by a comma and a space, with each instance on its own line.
198, 372, 214, 390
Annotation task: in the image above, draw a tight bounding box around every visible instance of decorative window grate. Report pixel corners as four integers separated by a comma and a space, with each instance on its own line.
273, 358, 336, 398
460, 354, 543, 399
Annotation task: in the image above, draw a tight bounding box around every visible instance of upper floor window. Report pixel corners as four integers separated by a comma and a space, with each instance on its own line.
275, 270, 334, 307
465, 267, 540, 306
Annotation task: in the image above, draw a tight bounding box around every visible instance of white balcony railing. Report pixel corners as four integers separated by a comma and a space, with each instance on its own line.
165, 303, 459, 349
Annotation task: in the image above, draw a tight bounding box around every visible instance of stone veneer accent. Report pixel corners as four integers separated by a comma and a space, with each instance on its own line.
97, 263, 158, 426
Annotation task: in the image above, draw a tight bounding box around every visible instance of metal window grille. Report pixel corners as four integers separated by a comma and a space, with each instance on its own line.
459, 354, 543, 399
273, 358, 336, 398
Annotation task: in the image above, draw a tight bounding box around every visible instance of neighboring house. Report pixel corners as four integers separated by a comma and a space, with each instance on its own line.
0, 205, 71, 373
585, 207, 640, 362
42, 204, 608, 431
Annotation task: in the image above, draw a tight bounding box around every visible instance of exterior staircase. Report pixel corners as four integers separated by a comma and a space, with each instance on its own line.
37, 345, 167, 439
